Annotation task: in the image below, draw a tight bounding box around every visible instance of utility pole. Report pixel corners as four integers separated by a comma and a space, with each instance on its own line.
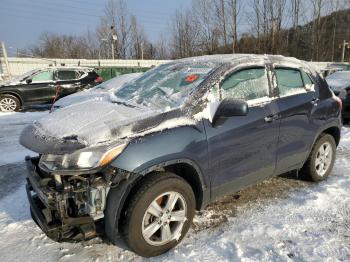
230, 35, 235, 54
111, 25, 118, 60
341, 40, 349, 62
1, 41, 11, 78
141, 42, 144, 60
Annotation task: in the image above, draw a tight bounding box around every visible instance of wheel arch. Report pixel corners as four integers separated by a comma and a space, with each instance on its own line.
105, 159, 208, 244
299, 123, 341, 171
321, 126, 341, 146
125, 159, 207, 212
0, 91, 23, 106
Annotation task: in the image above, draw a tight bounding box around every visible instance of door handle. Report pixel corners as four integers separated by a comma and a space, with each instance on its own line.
311, 98, 320, 106
264, 114, 279, 123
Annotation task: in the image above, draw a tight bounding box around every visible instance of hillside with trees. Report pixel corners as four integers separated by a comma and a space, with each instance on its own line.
22, 0, 350, 62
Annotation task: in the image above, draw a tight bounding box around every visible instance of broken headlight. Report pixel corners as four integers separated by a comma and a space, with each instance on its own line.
39, 143, 127, 172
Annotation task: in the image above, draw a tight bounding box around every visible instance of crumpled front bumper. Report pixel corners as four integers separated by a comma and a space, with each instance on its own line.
25, 157, 97, 241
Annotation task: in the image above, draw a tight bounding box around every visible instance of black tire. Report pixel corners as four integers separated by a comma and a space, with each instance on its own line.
300, 134, 336, 182
0, 94, 21, 112
118, 172, 195, 257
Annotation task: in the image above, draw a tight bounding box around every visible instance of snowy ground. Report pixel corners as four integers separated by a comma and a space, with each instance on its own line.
0, 111, 48, 165
0, 112, 349, 261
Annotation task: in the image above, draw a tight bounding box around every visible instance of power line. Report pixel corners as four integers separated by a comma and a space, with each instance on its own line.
0, 9, 92, 27
0, 4, 173, 27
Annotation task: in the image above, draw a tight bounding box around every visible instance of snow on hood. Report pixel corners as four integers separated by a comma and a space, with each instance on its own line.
53, 73, 143, 109
0, 79, 22, 87
326, 71, 350, 92
326, 78, 350, 92
19, 99, 195, 154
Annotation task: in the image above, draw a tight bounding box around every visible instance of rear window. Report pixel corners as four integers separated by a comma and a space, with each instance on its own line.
56, 70, 77, 81
275, 68, 305, 96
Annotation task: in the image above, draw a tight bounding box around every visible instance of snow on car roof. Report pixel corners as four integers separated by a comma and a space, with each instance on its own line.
40, 66, 94, 71
175, 54, 317, 73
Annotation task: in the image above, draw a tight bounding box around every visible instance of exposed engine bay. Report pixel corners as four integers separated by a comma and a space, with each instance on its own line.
26, 156, 127, 241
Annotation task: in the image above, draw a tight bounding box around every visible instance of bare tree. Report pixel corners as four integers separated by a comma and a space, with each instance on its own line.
97, 0, 136, 59
170, 9, 198, 58
192, 0, 220, 54
229, 0, 239, 53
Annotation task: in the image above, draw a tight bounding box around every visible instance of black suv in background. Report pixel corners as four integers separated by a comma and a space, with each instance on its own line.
21, 55, 342, 257
0, 67, 102, 112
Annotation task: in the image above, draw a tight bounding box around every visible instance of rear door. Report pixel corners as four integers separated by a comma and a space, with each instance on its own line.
204, 66, 280, 199
21, 70, 56, 104
55, 69, 83, 97
274, 67, 318, 174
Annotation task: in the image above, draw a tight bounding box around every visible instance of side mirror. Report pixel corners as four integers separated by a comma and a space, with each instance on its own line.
212, 98, 248, 125
26, 79, 32, 84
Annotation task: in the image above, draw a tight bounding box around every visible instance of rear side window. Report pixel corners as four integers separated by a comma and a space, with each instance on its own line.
31, 71, 53, 83
275, 68, 305, 96
56, 70, 77, 81
301, 71, 313, 85
220, 68, 269, 101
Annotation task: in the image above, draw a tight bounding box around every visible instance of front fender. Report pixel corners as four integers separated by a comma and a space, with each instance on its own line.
110, 122, 209, 188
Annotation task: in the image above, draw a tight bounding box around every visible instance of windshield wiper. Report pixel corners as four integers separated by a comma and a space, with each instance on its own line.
111, 99, 141, 109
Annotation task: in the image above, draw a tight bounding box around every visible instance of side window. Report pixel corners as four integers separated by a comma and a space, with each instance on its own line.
56, 70, 77, 81
31, 71, 53, 83
301, 71, 313, 85
301, 70, 315, 91
220, 68, 269, 101
275, 68, 305, 96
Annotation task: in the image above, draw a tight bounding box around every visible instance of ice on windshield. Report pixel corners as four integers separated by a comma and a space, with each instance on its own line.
114, 62, 219, 109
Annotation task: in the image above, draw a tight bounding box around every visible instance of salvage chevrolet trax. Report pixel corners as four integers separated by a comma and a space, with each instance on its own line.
20, 54, 342, 257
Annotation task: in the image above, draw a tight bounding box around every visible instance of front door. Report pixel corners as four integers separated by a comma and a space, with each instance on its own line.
204, 66, 280, 199
22, 70, 56, 104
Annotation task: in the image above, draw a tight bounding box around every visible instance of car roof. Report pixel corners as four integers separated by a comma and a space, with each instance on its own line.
175, 54, 317, 73
37, 67, 94, 71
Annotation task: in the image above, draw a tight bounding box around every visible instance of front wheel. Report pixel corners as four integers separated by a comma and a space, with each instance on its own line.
0, 94, 21, 112
119, 172, 195, 257
300, 134, 336, 181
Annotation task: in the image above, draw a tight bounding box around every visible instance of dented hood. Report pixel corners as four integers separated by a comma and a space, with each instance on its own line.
20, 99, 186, 154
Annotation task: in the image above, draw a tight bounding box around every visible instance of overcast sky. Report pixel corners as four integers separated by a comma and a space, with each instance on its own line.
0, 0, 190, 54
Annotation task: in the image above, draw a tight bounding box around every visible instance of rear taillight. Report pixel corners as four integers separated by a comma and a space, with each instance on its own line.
94, 76, 103, 83
333, 93, 343, 111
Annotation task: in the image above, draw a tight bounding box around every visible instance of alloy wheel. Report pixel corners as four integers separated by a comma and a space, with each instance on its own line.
315, 141, 333, 177
0, 97, 17, 112
142, 191, 187, 246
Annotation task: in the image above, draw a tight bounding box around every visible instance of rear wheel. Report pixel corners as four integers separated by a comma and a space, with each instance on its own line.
0, 94, 21, 112
300, 134, 336, 181
118, 172, 195, 257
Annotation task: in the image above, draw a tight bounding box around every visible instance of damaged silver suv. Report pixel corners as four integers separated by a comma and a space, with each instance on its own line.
21, 54, 342, 257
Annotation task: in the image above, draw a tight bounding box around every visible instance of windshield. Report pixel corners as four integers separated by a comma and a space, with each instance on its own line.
114, 61, 219, 109
326, 71, 350, 81
10, 69, 41, 82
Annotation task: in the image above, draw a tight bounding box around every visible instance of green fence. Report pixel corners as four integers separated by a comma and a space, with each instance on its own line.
96, 67, 149, 81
